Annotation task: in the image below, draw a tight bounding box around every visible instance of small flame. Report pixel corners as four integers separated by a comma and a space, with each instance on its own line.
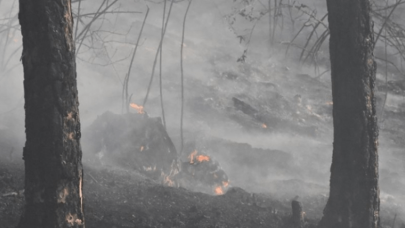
140, 146, 144, 151
325, 101, 333, 105
262, 123, 267, 129
130, 103, 144, 114
196, 155, 210, 162
215, 186, 224, 195
222, 181, 229, 187
188, 150, 198, 163
161, 170, 176, 187
188, 150, 210, 163
164, 175, 175, 187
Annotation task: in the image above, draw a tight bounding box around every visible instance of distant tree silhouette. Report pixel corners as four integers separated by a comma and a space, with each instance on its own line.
318, 0, 380, 228
18, 0, 85, 227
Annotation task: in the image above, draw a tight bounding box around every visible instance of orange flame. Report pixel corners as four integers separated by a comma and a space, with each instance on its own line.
222, 181, 229, 187
215, 186, 224, 195
188, 150, 198, 163
140, 146, 144, 151
130, 103, 144, 114
196, 155, 210, 162
262, 123, 267, 129
188, 150, 210, 163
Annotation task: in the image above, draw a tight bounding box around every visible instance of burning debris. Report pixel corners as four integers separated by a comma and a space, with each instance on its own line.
189, 150, 210, 163
215, 185, 224, 195
82, 112, 230, 195
82, 111, 178, 180
229, 91, 330, 137
129, 103, 145, 114
176, 149, 230, 195
161, 172, 176, 187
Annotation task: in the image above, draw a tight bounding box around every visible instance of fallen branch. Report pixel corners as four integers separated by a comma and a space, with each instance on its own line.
87, 172, 99, 184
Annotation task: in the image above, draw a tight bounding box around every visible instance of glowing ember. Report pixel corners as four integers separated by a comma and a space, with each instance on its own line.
188, 150, 210, 163
196, 155, 210, 162
325, 101, 333, 105
262, 123, 267, 129
161, 171, 176, 187
188, 150, 198, 163
215, 186, 224, 195
164, 175, 175, 187
130, 103, 144, 114
222, 181, 229, 187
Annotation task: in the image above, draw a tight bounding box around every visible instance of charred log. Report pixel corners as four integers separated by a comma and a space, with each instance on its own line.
82, 111, 177, 179
231, 96, 319, 137
83, 112, 231, 194
232, 97, 259, 117
176, 150, 229, 194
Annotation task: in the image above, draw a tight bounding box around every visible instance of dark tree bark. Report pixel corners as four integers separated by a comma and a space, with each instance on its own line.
291, 200, 304, 228
319, 0, 379, 228
18, 0, 84, 227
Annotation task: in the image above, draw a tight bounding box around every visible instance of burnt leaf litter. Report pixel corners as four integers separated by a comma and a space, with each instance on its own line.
1, 159, 323, 228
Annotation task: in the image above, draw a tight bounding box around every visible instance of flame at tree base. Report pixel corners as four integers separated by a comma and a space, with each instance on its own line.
130, 103, 145, 114
161, 160, 180, 187
215, 185, 224, 195
188, 150, 211, 164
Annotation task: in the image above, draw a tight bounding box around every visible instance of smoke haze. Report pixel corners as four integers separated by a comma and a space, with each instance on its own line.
1, 0, 405, 224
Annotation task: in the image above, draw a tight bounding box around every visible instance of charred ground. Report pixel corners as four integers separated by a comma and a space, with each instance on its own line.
1, 56, 405, 227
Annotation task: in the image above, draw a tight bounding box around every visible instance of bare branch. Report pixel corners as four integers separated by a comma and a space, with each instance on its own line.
159, 0, 168, 129
142, 0, 175, 107
123, 6, 149, 113
180, 0, 193, 155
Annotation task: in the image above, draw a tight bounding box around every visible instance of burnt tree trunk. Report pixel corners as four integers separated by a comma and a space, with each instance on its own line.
318, 0, 379, 228
18, 0, 84, 227
291, 200, 304, 228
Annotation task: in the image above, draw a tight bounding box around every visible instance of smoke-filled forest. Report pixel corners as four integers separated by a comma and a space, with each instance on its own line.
1, 0, 405, 227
